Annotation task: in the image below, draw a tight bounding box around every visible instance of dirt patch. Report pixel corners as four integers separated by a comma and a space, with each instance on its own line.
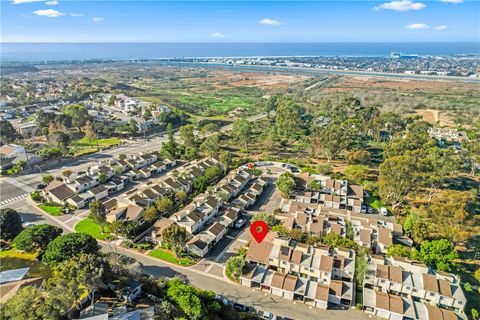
414, 109, 455, 127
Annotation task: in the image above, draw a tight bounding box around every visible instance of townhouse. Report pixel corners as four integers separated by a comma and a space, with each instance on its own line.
242, 233, 355, 309
363, 255, 466, 320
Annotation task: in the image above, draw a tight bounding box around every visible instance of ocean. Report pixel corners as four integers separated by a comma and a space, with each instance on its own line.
1, 42, 479, 61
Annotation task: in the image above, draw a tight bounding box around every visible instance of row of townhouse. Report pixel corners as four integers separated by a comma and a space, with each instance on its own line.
242, 233, 355, 309
185, 173, 269, 257
284, 201, 412, 254
292, 172, 365, 213
42, 151, 175, 209
102, 158, 222, 226
363, 255, 466, 320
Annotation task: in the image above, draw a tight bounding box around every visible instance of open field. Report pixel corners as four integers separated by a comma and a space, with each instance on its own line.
148, 248, 197, 266
74, 218, 110, 240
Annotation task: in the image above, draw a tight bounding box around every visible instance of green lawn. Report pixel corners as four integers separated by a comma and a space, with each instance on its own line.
148, 248, 196, 266
73, 137, 122, 148
74, 218, 110, 240
367, 195, 384, 209
39, 204, 63, 216
0, 247, 38, 260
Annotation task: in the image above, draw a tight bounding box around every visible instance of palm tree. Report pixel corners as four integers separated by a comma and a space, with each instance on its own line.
108, 220, 125, 240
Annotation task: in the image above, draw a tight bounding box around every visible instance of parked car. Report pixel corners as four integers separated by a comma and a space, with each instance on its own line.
380, 207, 389, 216
36, 183, 46, 189
367, 206, 373, 214
234, 218, 246, 229
22, 222, 35, 228
215, 294, 229, 305
360, 204, 367, 213
233, 303, 253, 313
258, 311, 277, 320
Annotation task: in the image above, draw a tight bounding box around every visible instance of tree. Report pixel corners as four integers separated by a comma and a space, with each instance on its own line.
274, 97, 303, 140
175, 191, 187, 203
166, 279, 204, 320
84, 121, 96, 143
97, 172, 107, 184
345, 150, 370, 164
161, 224, 187, 256
89, 200, 107, 233
225, 256, 245, 282
156, 197, 174, 213
50, 253, 107, 309
0, 208, 23, 240
43, 233, 99, 265
144, 206, 158, 223
271, 224, 290, 237
204, 165, 222, 181
321, 232, 357, 250
276, 172, 295, 198
464, 282, 472, 293
14, 224, 62, 252
108, 220, 125, 239
344, 165, 369, 183
118, 153, 127, 160
0, 119, 21, 143
64, 104, 89, 131
1, 286, 46, 320
48, 130, 71, 153
232, 118, 251, 150
41, 174, 54, 185
251, 212, 275, 227
62, 170, 73, 179
199, 134, 220, 158
218, 151, 232, 172
311, 121, 354, 162
472, 309, 479, 320
386, 244, 411, 257
411, 239, 458, 272
193, 176, 209, 193
378, 154, 422, 211
475, 268, 480, 283
179, 124, 196, 147
166, 123, 176, 158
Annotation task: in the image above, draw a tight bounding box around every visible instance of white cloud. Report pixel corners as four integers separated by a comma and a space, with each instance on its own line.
69, 13, 83, 17
11, 0, 43, 3
32, 9, 64, 17
406, 23, 429, 29
260, 18, 282, 26
45, 0, 58, 5
374, 0, 426, 11
435, 25, 448, 30
440, 0, 463, 3
92, 17, 104, 22
210, 32, 225, 38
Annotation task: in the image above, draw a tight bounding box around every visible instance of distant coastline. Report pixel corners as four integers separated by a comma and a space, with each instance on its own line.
1, 42, 479, 61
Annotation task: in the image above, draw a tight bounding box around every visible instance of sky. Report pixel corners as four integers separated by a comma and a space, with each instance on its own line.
1, 0, 479, 42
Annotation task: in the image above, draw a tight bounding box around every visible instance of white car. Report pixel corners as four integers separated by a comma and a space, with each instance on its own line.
258, 311, 277, 320
380, 207, 389, 216
234, 218, 246, 229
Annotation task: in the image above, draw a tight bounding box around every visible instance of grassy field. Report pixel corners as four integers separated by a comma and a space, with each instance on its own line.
39, 204, 63, 216
74, 218, 110, 240
0, 247, 52, 278
0, 247, 38, 261
72, 137, 122, 147
148, 248, 196, 266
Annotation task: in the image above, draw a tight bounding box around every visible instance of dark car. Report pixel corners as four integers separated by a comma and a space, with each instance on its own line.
36, 183, 46, 189
233, 303, 253, 313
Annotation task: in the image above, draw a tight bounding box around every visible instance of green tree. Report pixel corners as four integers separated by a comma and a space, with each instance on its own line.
0, 120, 21, 143
251, 212, 275, 227
321, 232, 357, 250
48, 130, 71, 153
311, 121, 355, 162
386, 244, 411, 257
204, 165, 222, 181
175, 191, 187, 203
411, 239, 458, 272
1, 286, 46, 320
166, 279, 204, 320
43, 233, 99, 265
41, 174, 54, 185
89, 200, 107, 233
344, 165, 369, 183
84, 121, 96, 142
97, 172, 107, 184
118, 153, 127, 160
193, 176, 209, 193
472, 309, 479, 320
276, 172, 295, 198
271, 224, 290, 237
179, 124, 196, 147
274, 97, 303, 140
464, 282, 472, 293
144, 206, 158, 223
225, 256, 245, 282
166, 123, 176, 158
161, 224, 187, 256
14, 224, 62, 252
199, 134, 220, 158
218, 151, 232, 172
345, 150, 370, 164
232, 118, 251, 150
156, 197, 174, 213
108, 220, 126, 239
475, 268, 480, 283
62, 170, 73, 179
0, 208, 23, 241
64, 104, 90, 131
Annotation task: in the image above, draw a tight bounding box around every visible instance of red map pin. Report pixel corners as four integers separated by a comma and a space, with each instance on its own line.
250, 220, 269, 243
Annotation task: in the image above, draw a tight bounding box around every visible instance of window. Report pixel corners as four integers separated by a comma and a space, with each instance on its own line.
429, 292, 435, 297
457, 301, 463, 305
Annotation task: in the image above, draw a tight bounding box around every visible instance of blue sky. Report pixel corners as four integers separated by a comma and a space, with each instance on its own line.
1, 1, 479, 42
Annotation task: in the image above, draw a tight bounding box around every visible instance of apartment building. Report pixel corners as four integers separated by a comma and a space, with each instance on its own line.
363, 255, 466, 320
242, 233, 355, 309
